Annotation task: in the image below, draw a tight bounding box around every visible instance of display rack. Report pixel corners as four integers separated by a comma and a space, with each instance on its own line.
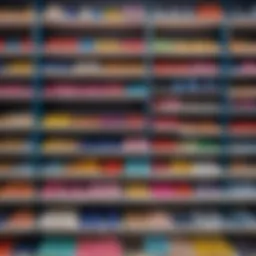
0, 0, 255, 241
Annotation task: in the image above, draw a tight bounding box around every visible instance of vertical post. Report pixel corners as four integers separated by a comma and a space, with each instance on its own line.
144, 0, 154, 168
220, 0, 231, 173
31, 0, 44, 177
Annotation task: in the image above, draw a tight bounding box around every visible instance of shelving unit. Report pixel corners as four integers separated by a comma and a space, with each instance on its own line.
0, 0, 255, 254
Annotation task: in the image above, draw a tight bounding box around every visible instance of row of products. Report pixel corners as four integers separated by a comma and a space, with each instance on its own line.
1, 237, 255, 256
0, 139, 33, 153
155, 98, 256, 113
1, 138, 256, 154
45, 38, 219, 54
231, 99, 256, 109
40, 160, 222, 176
43, 114, 145, 130
44, 2, 256, 21
2, 2, 256, 24
2, 112, 256, 135
45, 38, 145, 53
0, 38, 32, 51
0, 62, 33, 75
1, 61, 256, 76
0, 138, 220, 154
154, 39, 219, 54
0, 86, 32, 99
0, 7, 33, 22
1, 83, 255, 99
45, 83, 148, 98
43, 61, 218, 75
230, 86, 256, 98
40, 181, 256, 199
154, 98, 219, 113
0, 208, 255, 231
230, 40, 256, 53
44, 3, 224, 22
0, 160, 255, 175
1, 37, 256, 54
45, 4, 145, 22
0, 210, 34, 230
0, 181, 254, 199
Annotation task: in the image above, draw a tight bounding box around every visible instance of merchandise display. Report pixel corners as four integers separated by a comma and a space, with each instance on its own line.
44, 60, 145, 76
43, 113, 145, 130
45, 83, 148, 98
0, 209, 35, 230
0, 182, 35, 199
0, 0, 255, 255
0, 208, 255, 232
0, 238, 255, 256
45, 37, 146, 54
0, 61, 33, 75
0, 86, 32, 99
0, 6, 34, 23
0, 37, 33, 52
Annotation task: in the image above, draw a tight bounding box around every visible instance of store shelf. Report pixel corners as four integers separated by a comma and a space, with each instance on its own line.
0, 196, 255, 206
44, 95, 146, 103
0, 51, 35, 58
0, 72, 33, 79
154, 73, 220, 79
0, 97, 32, 104
0, 172, 255, 182
44, 72, 146, 80
154, 19, 221, 29
153, 51, 222, 58
1, 0, 256, 244
228, 18, 256, 29
0, 20, 33, 29
43, 50, 146, 59
43, 19, 145, 30
1, 226, 255, 237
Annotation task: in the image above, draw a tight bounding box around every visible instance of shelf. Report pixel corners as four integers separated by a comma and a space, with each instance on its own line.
153, 51, 222, 58
228, 18, 256, 29
41, 151, 148, 158
44, 95, 146, 103
41, 150, 222, 158
1, 72, 255, 80
230, 72, 256, 80
0, 97, 32, 103
154, 19, 221, 29
154, 73, 219, 79
154, 109, 221, 116
0, 226, 255, 236
0, 72, 33, 79
43, 51, 222, 59
0, 127, 144, 135
1, 18, 255, 31
154, 130, 221, 138
0, 20, 33, 29
154, 91, 220, 97
42, 128, 145, 135
230, 50, 256, 58
0, 151, 33, 158
0, 51, 35, 58
43, 50, 146, 59
0, 196, 255, 206
0, 172, 255, 181
1, 127, 256, 139
43, 19, 145, 30
44, 72, 146, 79
5, 50, 256, 59
0, 148, 254, 158
0, 173, 34, 180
